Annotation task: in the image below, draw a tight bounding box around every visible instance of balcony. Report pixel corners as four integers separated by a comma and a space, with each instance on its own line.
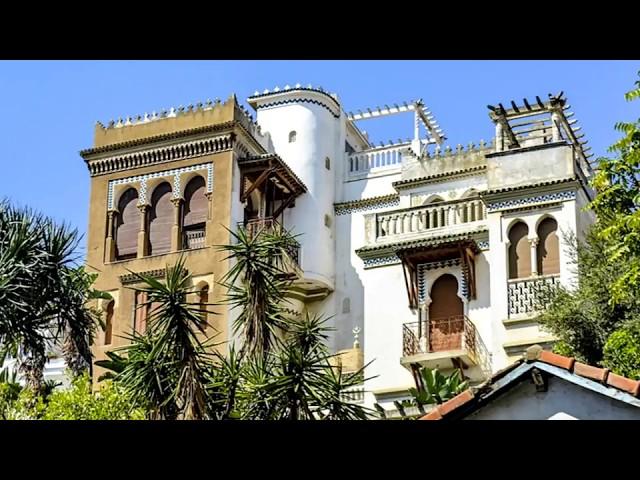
507, 274, 560, 318
183, 226, 206, 250
369, 197, 487, 246
401, 316, 490, 381
347, 143, 407, 179
243, 217, 301, 270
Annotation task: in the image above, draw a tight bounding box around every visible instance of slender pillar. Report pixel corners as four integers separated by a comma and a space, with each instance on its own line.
551, 111, 561, 142
137, 204, 149, 258
105, 210, 117, 262
529, 237, 539, 276
495, 122, 504, 152
171, 197, 183, 252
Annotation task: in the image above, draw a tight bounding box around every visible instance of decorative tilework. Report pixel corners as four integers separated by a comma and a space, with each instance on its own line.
487, 190, 576, 212
362, 254, 401, 269
417, 259, 462, 303
107, 163, 213, 209
477, 240, 489, 250
335, 195, 400, 216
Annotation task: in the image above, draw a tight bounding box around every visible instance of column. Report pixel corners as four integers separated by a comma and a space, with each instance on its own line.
529, 237, 539, 276
137, 204, 149, 258
495, 122, 503, 152
105, 210, 117, 262
171, 197, 183, 252
551, 111, 561, 142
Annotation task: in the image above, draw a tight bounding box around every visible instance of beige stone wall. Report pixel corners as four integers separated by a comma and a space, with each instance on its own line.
84, 104, 246, 383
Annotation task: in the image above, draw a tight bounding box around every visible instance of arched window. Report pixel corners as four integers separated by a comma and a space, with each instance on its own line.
288, 131, 297, 143
422, 195, 444, 206
537, 217, 560, 275
428, 274, 464, 352
149, 182, 173, 255
183, 176, 207, 249
134, 291, 148, 334
199, 284, 209, 328
508, 222, 531, 279
104, 300, 114, 345
115, 188, 140, 260
325, 157, 331, 170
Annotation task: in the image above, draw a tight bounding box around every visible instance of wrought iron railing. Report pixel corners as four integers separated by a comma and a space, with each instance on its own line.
402, 316, 489, 375
507, 274, 560, 317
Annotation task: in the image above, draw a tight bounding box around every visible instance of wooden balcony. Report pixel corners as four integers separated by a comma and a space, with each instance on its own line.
401, 315, 490, 381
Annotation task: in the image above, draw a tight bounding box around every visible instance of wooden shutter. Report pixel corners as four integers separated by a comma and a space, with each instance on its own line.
183, 176, 207, 227
537, 218, 560, 275
149, 182, 173, 255
135, 291, 148, 334
508, 222, 531, 279
104, 301, 114, 345
116, 188, 140, 259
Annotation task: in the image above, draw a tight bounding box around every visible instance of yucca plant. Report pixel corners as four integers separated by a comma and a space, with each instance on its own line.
0, 200, 108, 392
409, 367, 469, 406
98, 256, 218, 420
218, 226, 299, 361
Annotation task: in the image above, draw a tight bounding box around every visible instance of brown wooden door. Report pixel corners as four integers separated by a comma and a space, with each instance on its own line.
428, 274, 464, 352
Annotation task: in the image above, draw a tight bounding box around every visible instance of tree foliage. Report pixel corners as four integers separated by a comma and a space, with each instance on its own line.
96, 226, 371, 420
603, 321, 640, 380
535, 73, 640, 378
590, 72, 640, 305
535, 230, 637, 364
0, 200, 108, 392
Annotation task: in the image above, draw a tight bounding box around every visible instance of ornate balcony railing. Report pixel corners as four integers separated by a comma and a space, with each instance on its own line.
183, 227, 206, 250
347, 143, 407, 177
339, 386, 365, 404
375, 197, 486, 242
507, 274, 560, 317
402, 316, 490, 375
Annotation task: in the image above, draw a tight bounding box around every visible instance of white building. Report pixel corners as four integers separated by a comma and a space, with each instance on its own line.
246, 85, 595, 410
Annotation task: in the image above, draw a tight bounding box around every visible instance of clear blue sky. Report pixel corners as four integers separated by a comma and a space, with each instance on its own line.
0, 60, 637, 256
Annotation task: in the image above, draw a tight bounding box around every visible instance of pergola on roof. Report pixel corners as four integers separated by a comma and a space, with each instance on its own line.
487, 91, 594, 176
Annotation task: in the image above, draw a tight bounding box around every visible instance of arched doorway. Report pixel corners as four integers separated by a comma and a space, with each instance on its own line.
428, 274, 464, 352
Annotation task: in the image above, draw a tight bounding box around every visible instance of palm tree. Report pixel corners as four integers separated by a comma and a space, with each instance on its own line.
99, 257, 217, 420
0, 200, 107, 392
218, 225, 299, 361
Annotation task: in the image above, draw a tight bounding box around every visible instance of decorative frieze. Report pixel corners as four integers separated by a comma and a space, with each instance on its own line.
107, 163, 213, 210
334, 194, 400, 216
119, 267, 188, 285
417, 259, 462, 303
362, 254, 401, 269
487, 190, 576, 212
85, 134, 232, 176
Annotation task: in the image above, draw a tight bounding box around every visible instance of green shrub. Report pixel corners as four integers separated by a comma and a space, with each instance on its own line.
603, 322, 640, 380
42, 374, 145, 420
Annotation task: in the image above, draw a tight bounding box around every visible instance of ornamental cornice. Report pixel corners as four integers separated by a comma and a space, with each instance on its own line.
392, 165, 488, 191
81, 121, 236, 157
119, 267, 188, 285
355, 228, 489, 261
85, 133, 233, 177
334, 194, 400, 216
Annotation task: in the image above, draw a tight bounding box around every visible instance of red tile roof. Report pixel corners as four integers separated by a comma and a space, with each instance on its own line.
419, 345, 640, 420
